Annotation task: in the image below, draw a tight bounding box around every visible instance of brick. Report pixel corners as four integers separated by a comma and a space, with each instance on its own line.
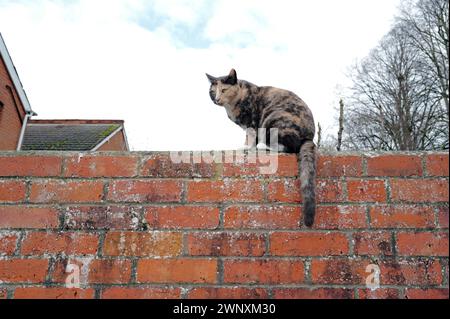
405, 288, 449, 299
14, 288, 95, 299
426, 154, 449, 176
438, 205, 449, 228
367, 155, 423, 177
347, 180, 387, 202
102, 287, 181, 299
311, 259, 369, 285
137, 259, 217, 284
188, 288, 269, 299
187, 180, 264, 203
353, 231, 393, 256
21, 232, 99, 256
0, 289, 6, 299
270, 232, 349, 256
0, 156, 62, 177
380, 259, 442, 286
224, 206, 301, 229
0, 206, 59, 229
145, 206, 220, 229
30, 180, 104, 203
314, 206, 367, 229
273, 288, 354, 299
223, 260, 304, 284
64, 206, 141, 230
64, 155, 139, 177
369, 205, 435, 228
317, 179, 346, 203
358, 289, 400, 299
317, 155, 363, 177
108, 180, 182, 203
397, 232, 449, 256
0, 231, 19, 256
391, 179, 449, 203
187, 232, 266, 257
103, 231, 182, 257
52, 258, 132, 284
0, 259, 48, 283
223, 154, 298, 177
267, 179, 301, 203
141, 153, 215, 178
0, 180, 26, 202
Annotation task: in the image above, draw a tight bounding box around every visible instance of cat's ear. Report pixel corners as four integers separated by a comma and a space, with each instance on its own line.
206, 73, 217, 84
225, 69, 238, 85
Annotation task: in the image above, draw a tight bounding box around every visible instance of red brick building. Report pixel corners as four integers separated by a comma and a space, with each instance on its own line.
0, 33, 129, 151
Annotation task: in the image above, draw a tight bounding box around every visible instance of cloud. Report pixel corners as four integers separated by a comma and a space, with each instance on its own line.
0, 0, 401, 150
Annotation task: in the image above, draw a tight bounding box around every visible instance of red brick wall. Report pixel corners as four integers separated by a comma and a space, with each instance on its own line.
0, 152, 448, 299
0, 56, 25, 150
97, 130, 127, 151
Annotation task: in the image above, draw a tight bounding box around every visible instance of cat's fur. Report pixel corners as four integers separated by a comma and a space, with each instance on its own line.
206, 69, 317, 227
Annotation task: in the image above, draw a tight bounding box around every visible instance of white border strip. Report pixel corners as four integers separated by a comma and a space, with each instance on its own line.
90, 126, 124, 151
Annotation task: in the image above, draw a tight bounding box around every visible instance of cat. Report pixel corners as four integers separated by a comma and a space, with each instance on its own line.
206, 69, 317, 227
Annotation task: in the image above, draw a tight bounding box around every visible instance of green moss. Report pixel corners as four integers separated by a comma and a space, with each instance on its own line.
98, 125, 120, 139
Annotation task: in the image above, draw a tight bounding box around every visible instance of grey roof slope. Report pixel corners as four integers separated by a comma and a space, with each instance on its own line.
21, 123, 121, 151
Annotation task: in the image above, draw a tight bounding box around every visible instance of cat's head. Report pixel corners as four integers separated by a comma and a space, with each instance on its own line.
206, 69, 240, 107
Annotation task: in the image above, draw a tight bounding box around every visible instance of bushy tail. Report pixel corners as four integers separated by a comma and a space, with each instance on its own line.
299, 140, 317, 227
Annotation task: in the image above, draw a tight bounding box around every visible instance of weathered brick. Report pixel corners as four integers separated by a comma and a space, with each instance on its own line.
357, 288, 400, 299
380, 259, 442, 286
14, 288, 95, 299
223, 154, 298, 177
64, 155, 139, 177
0, 231, 19, 256
102, 287, 181, 299
108, 180, 182, 203
141, 153, 215, 178
347, 180, 387, 202
270, 232, 349, 256
0, 156, 62, 177
317, 155, 363, 177
21, 232, 99, 256
317, 179, 346, 203
224, 206, 301, 229
405, 288, 449, 299
103, 231, 182, 257
145, 206, 220, 229
311, 259, 370, 285
397, 232, 449, 256
64, 206, 141, 230
0, 259, 48, 283
369, 205, 435, 228
188, 288, 269, 299
353, 231, 393, 256
437, 205, 449, 228
223, 260, 304, 284
314, 206, 367, 229
267, 179, 301, 203
137, 259, 217, 284
30, 180, 104, 203
367, 155, 423, 177
187, 180, 264, 203
273, 288, 354, 299
187, 232, 266, 257
52, 258, 132, 284
0, 206, 59, 229
391, 179, 449, 202
0, 289, 7, 299
426, 154, 449, 177
0, 180, 26, 202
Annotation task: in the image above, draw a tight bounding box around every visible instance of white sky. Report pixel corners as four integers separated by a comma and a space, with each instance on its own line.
0, 0, 401, 151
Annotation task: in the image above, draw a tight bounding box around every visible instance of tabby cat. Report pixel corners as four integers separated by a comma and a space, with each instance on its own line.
206, 69, 317, 227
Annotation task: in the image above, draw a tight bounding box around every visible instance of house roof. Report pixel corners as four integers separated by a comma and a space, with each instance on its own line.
21, 120, 126, 151
0, 33, 35, 115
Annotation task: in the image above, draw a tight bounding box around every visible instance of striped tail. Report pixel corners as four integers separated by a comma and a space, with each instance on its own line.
299, 140, 317, 227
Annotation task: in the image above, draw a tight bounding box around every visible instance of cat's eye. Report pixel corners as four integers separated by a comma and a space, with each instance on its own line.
221, 89, 226, 93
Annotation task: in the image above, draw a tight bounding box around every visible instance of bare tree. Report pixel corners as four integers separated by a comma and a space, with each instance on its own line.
399, 0, 449, 129
344, 23, 448, 151
337, 99, 344, 151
